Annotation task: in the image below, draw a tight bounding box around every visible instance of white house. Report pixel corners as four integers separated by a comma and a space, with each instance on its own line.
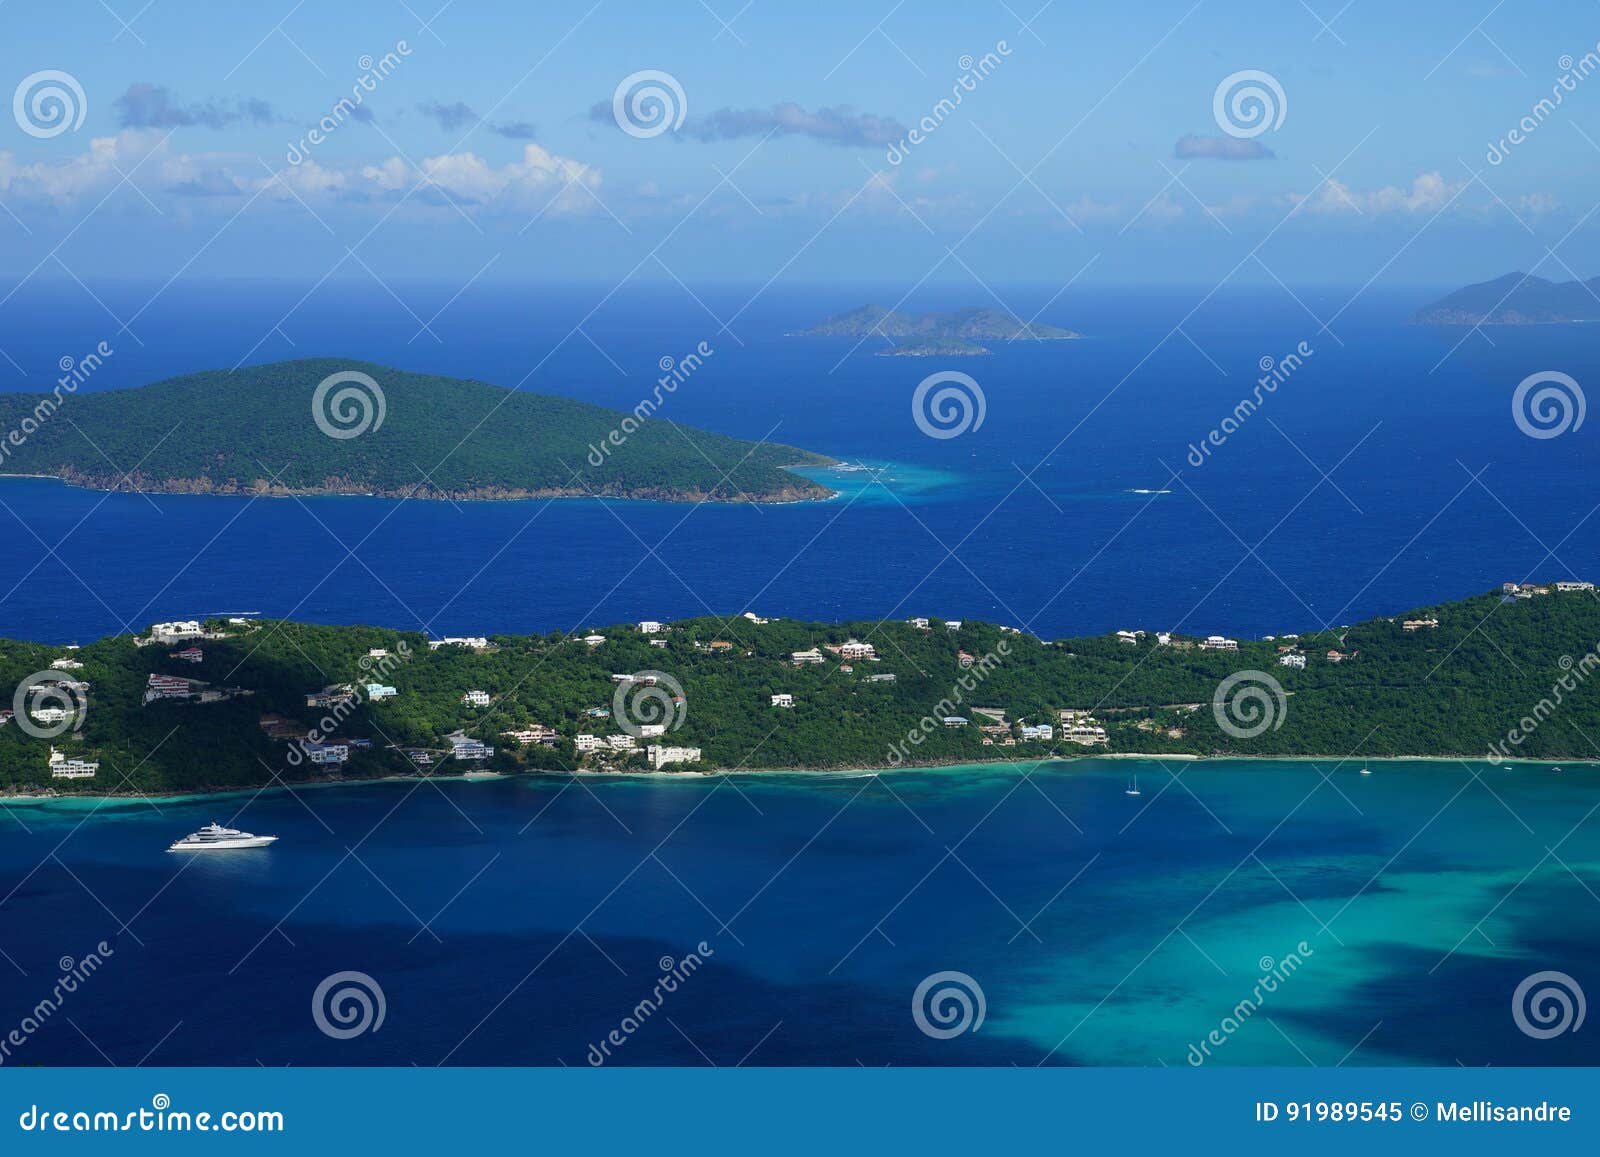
48, 747, 97, 779
1199, 635, 1239, 651
364, 683, 398, 700
583, 634, 607, 647
771, 693, 795, 708
741, 611, 770, 625
1278, 653, 1306, 669
574, 734, 605, 752
837, 639, 876, 660
648, 745, 702, 768
910, 617, 930, 630
1116, 630, 1139, 645
1062, 723, 1108, 746
150, 620, 203, 643
638, 621, 664, 634
462, 690, 491, 707
945, 620, 963, 631
428, 636, 488, 650
638, 723, 666, 737
50, 657, 85, 670
1020, 723, 1053, 741
1556, 581, 1595, 592
606, 734, 637, 751
791, 648, 825, 665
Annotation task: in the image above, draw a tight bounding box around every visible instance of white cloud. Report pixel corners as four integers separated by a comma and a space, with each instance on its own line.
361, 143, 599, 209
1294, 170, 1463, 215
0, 132, 601, 216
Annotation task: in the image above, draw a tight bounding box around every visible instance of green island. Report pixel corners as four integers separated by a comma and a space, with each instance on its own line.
0, 357, 835, 503
1412, 272, 1600, 325
3, 584, 1595, 795
793, 305, 1081, 355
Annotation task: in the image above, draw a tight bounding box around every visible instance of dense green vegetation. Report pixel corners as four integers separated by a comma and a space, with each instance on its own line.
0, 358, 834, 502
3, 587, 1597, 795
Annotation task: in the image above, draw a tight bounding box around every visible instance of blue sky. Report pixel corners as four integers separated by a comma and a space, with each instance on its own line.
5, 0, 1600, 289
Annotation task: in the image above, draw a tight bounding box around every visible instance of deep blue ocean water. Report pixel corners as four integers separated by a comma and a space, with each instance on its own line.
0, 281, 1596, 1067
1, 761, 1596, 1067
0, 281, 1593, 644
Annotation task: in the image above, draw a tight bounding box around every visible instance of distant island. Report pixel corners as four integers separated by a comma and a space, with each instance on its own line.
4, 583, 1594, 795
0, 358, 836, 503
794, 305, 1080, 355
1412, 273, 1600, 325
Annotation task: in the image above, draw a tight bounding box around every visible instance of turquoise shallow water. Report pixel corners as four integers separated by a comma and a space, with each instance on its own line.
0, 759, 1595, 1066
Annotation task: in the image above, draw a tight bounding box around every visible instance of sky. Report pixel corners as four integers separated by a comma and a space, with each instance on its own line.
4, 0, 1600, 294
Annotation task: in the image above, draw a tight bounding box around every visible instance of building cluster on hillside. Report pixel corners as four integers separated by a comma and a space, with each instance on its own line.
1502, 581, 1594, 599
146, 673, 251, 706
1059, 709, 1109, 746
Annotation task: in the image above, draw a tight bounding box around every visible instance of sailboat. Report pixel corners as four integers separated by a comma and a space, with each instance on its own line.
1124, 773, 1141, 797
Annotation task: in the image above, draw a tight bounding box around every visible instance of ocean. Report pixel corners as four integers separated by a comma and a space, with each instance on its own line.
0, 280, 1596, 1068
0, 280, 1593, 644
0, 761, 1594, 1067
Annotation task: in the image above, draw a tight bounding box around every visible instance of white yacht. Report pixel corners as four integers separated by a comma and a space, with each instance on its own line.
167, 822, 278, 851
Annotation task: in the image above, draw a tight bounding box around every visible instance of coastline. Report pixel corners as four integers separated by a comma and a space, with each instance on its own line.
3, 753, 1584, 805
0, 466, 841, 506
